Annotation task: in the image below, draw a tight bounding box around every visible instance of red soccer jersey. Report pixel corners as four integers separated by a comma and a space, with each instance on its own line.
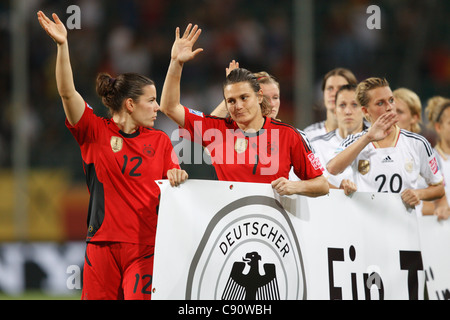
182, 106, 323, 183
66, 103, 179, 245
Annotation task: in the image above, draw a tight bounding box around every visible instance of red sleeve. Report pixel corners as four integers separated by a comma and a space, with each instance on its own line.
65, 102, 98, 146
182, 106, 207, 145
292, 131, 324, 180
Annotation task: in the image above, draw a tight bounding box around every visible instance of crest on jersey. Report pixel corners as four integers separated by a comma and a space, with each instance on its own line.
110, 136, 123, 153
405, 159, 414, 173
143, 144, 155, 157
234, 138, 248, 154
358, 160, 370, 175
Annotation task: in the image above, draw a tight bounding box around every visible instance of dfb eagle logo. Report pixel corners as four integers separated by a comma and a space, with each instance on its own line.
221, 251, 280, 300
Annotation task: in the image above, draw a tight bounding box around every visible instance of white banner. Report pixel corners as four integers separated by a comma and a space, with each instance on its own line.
417, 215, 450, 300
153, 180, 449, 300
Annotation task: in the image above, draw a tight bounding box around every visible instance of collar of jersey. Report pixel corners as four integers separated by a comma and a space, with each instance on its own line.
109, 118, 141, 138
235, 117, 267, 137
119, 129, 140, 138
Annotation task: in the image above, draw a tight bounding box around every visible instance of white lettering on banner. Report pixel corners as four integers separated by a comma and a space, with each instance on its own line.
152, 180, 450, 300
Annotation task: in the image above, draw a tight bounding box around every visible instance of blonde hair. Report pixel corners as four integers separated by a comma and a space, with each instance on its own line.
425, 96, 450, 126
393, 88, 422, 133
253, 71, 280, 91
355, 77, 390, 107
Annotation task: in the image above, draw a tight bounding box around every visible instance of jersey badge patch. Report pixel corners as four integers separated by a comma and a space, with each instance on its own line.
110, 136, 123, 153
358, 160, 370, 175
307, 153, 324, 171
429, 157, 439, 174
235, 138, 248, 154
189, 109, 204, 117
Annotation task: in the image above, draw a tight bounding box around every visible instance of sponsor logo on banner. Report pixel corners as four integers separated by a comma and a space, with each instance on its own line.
185, 196, 306, 300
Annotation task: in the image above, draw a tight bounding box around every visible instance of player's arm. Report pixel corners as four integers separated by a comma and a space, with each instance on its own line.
160, 24, 203, 127
433, 195, 450, 220
327, 112, 397, 175
271, 175, 329, 197
37, 11, 84, 126
401, 183, 445, 207
326, 134, 370, 175
402, 138, 446, 207
277, 131, 329, 197
422, 195, 450, 220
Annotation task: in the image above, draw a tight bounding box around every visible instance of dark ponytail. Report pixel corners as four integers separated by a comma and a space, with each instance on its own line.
96, 72, 154, 115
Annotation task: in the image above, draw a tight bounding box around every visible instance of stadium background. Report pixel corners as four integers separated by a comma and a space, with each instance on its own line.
0, 0, 448, 299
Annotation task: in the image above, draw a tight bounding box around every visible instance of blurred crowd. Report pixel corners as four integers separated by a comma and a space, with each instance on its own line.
0, 0, 448, 181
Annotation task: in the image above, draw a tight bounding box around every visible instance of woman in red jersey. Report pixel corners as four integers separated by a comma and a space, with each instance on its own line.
38, 11, 188, 300
160, 24, 328, 197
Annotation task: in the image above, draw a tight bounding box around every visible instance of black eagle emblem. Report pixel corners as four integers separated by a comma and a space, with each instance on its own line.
221, 251, 280, 300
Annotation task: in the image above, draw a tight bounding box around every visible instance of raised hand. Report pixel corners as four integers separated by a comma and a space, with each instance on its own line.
367, 111, 398, 142
37, 11, 67, 45
226, 60, 239, 76
37, 10, 85, 125
171, 24, 203, 64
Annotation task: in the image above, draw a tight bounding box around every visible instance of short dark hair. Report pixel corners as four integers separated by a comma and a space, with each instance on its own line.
335, 84, 357, 103
223, 68, 271, 116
